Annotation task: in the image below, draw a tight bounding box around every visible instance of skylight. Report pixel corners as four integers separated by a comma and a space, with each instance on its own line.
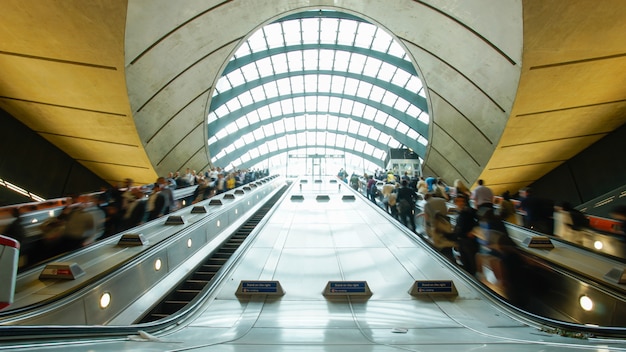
207, 10, 428, 175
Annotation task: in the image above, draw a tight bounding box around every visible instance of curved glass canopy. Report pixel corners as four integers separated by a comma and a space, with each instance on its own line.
207, 10, 428, 176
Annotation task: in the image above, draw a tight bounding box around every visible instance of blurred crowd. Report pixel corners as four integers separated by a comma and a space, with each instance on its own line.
0, 167, 268, 270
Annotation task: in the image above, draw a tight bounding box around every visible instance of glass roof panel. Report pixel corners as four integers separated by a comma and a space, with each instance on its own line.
227, 69, 246, 87
354, 23, 376, 49
264, 23, 284, 48
282, 21, 300, 45
301, 18, 319, 44
271, 54, 289, 75
240, 63, 260, 81
254, 128, 266, 140
207, 10, 429, 175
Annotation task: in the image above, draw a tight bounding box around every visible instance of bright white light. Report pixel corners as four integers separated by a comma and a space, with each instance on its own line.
100, 292, 111, 309
154, 258, 162, 271
594, 241, 603, 250
187, 238, 193, 248
579, 295, 593, 311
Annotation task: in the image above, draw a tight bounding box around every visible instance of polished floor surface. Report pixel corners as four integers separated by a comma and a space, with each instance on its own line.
2, 179, 625, 351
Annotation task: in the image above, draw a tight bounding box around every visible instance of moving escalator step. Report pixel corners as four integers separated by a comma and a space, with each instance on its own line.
201, 264, 221, 270
174, 289, 201, 301
181, 280, 209, 291
192, 272, 214, 281
161, 301, 189, 314
179, 282, 204, 291
149, 313, 169, 320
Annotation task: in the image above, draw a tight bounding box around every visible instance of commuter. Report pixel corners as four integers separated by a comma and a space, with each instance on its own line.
416, 176, 428, 196
450, 194, 479, 275
3, 207, 28, 267
37, 195, 105, 260
609, 205, 626, 236
559, 201, 589, 231
434, 178, 449, 200
215, 173, 226, 194
366, 175, 377, 203
184, 168, 195, 186
471, 179, 494, 210
425, 176, 437, 192
146, 180, 169, 221
388, 184, 398, 220
158, 176, 176, 214
175, 171, 190, 188
40, 197, 76, 245
349, 173, 360, 191
519, 187, 554, 234
408, 175, 418, 190
61, 195, 105, 249
192, 177, 214, 203
396, 180, 418, 232
166, 172, 177, 190
497, 191, 518, 225
226, 173, 236, 191
422, 192, 455, 252
121, 187, 147, 230
102, 181, 127, 237
477, 207, 528, 305
337, 168, 347, 182
3, 207, 25, 246
381, 181, 396, 214
453, 179, 471, 198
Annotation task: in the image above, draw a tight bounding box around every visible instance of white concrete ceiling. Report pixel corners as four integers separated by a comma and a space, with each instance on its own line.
1, 0, 625, 195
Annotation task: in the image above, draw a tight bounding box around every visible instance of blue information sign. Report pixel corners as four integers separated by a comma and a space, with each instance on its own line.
329, 281, 366, 293
416, 281, 453, 293
241, 281, 278, 293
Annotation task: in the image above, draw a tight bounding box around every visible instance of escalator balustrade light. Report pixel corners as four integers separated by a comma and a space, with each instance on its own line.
99, 292, 111, 309
579, 295, 593, 311
593, 240, 603, 250
217, 220, 221, 227
154, 258, 162, 271
235, 209, 239, 215
187, 238, 193, 248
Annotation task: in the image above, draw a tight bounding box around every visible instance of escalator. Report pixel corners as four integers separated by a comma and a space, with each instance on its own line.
137, 185, 287, 323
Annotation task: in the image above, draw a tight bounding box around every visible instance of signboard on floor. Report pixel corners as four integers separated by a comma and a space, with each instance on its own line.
409, 280, 457, 296
236, 280, 284, 296
323, 281, 372, 297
